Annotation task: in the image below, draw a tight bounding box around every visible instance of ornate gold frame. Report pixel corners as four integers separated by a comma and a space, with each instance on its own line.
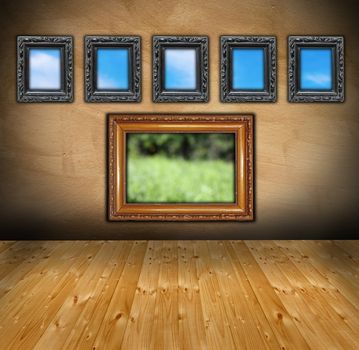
108, 114, 254, 221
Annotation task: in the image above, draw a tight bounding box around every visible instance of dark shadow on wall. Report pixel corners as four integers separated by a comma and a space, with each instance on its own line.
1, 214, 358, 240
1, 0, 359, 240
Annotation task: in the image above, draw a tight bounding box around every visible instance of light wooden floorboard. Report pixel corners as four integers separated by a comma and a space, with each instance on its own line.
0, 240, 358, 350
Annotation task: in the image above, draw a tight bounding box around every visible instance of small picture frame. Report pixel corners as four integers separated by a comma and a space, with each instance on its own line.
152, 36, 209, 102
17, 35, 73, 102
108, 114, 254, 221
220, 36, 276, 102
288, 36, 344, 102
85, 36, 141, 102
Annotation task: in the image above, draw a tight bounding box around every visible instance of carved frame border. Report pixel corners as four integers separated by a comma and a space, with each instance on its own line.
108, 114, 254, 221
84, 36, 141, 102
152, 36, 209, 102
288, 36, 344, 102
220, 36, 277, 102
17, 35, 73, 103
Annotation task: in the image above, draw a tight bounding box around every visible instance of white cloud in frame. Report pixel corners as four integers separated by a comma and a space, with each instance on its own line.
164, 49, 197, 90
97, 75, 126, 90
29, 49, 61, 90
299, 48, 333, 90
96, 48, 129, 90
303, 73, 331, 85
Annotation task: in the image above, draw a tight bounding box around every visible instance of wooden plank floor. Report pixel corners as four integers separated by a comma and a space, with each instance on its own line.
0, 241, 358, 350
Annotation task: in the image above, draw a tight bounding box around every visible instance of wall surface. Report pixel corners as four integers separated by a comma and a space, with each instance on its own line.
0, 0, 358, 239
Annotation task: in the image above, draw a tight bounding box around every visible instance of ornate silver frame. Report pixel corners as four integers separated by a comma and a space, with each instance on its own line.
17, 36, 73, 103
84, 36, 141, 102
288, 36, 344, 102
152, 36, 209, 102
220, 36, 277, 102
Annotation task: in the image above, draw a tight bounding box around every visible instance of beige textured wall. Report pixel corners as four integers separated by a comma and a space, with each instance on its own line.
1, 0, 358, 238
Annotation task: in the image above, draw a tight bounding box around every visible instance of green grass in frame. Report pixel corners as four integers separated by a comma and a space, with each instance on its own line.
126, 133, 235, 203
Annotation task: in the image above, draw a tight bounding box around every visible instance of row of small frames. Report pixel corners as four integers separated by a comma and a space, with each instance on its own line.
17, 35, 344, 103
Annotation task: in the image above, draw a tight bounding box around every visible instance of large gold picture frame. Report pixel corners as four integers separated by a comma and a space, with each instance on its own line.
108, 114, 254, 221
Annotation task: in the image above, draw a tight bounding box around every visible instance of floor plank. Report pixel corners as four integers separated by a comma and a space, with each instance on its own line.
1, 241, 103, 349
91, 241, 147, 350
0, 240, 357, 350
274, 240, 359, 335
247, 240, 358, 349
334, 241, 359, 261
120, 241, 164, 349
61, 241, 135, 350
0, 241, 16, 255
33, 241, 132, 350
178, 241, 207, 350
224, 242, 281, 349
207, 241, 279, 349
195, 240, 237, 349
231, 241, 311, 350
151, 241, 179, 349
0, 242, 49, 281
285, 240, 359, 309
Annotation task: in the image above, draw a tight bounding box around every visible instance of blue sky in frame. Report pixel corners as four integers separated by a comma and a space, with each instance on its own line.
29, 48, 61, 90
232, 48, 265, 90
164, 48, 197, 90
299, 48, 333, 90
96, 48, 129, 90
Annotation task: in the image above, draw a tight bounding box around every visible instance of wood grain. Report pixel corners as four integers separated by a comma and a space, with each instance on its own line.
1, 0, 359, 238
0, 240, 358, 349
